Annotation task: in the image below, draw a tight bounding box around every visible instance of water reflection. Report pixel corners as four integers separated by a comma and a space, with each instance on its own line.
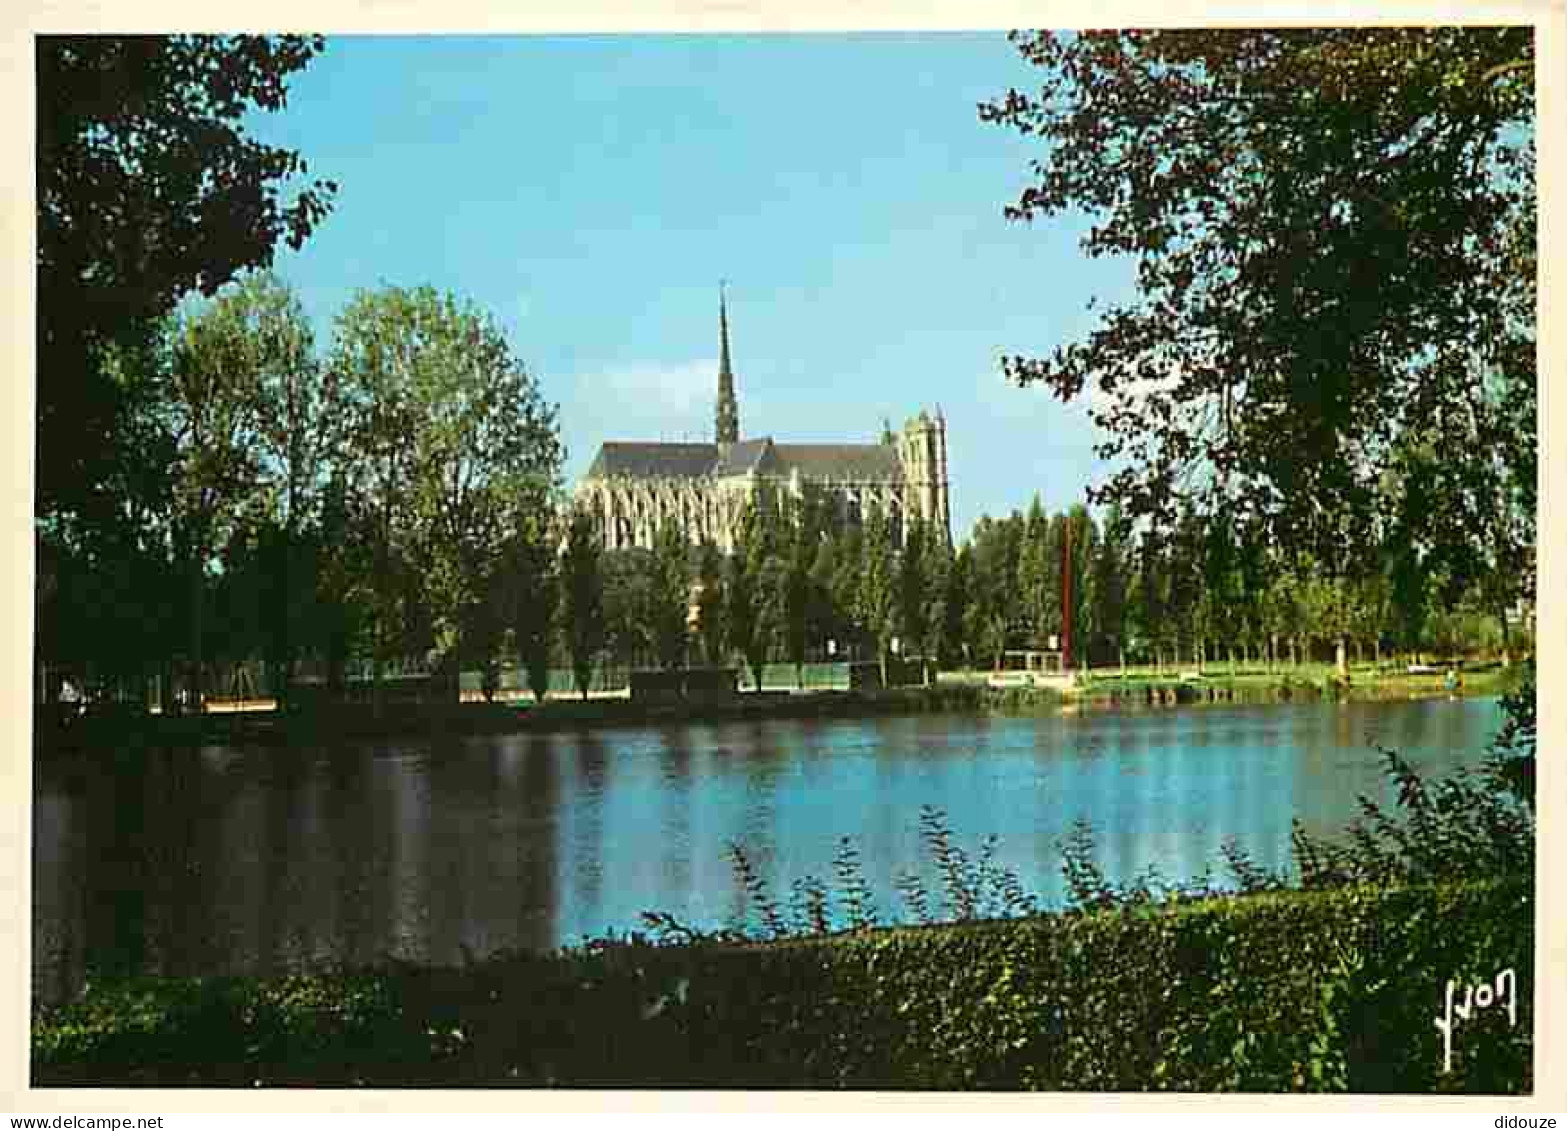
656, 728, 695, 922
33, 697, 1504, 1000
563, 732, 607, 941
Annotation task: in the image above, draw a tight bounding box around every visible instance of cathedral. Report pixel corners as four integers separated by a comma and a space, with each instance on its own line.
575, 289, 951, 554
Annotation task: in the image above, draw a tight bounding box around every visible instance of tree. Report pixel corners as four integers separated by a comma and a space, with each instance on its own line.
1263, 558, 1309, 668
560, 511, 605, 700
213, 272, 338, 707
1350, 569, 1393, 667
1196, 509, 1243, 674
693, 539, 727, 666
969, 606, 1011, 674
964, 514, 1023, 670
313, 476, 365, 698
37, 35, 336, 529
1015, 496, 1056, 649
807, 535, 839, 663
778, 508, 816, 688
602, 549, 656, 672
757, 553, 791, 680
228, 511, 337, 708
1387, 381, 1534, 667
727, 501, 772, 691
332, 285, 561, 703
829, 526, 865, 661
1230, 522, 1273, 670
944, 544, 973, 670
1046, 512, 1071, 655
649, 521, 692, 671
898, 517, 931, 685
33, 331, 182, 705
326, 301, 416, 708
1092, 503, 1132, 672
164, 291, 276, 708
1129, 529, 1172, 672
507, 516, 557, 704
1064, 504, 1097, 670
917, 519, 955, 684
857, 504, 899, 688
981, 29, 1534, 563
1163, 506, 1206, 668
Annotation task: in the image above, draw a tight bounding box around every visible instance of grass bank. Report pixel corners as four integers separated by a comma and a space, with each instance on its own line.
947, 660, 1524, 713
34, 878, 1530, 1092
36, 684, 992, 752
36, 662, 1521, 754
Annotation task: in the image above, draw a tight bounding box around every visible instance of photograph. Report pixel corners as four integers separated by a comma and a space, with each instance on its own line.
27, 23, 1540, 1096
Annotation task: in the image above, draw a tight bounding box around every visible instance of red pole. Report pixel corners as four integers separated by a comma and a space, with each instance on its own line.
1062, 516, 1073, 672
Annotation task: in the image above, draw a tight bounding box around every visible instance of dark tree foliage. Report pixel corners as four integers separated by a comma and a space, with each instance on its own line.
896, 516, 929, 682
980, 28, 1534, 561
857, 504, 898, 688
37, 35, 337, 525
693, 539, 727, 666
560, 512, 605, 700
649, 521, 692, 670
726, 501, 773, 691
778, 524, 814, 688
1488, 666, 1536, 808
507, 524, 557, 704
942, 544, 971, 669
602, 549, 658, 671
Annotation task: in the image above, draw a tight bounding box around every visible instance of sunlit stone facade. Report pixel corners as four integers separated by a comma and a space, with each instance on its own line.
575, 290, 951, 552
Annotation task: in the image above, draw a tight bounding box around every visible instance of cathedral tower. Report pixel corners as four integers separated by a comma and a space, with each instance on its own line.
715, 283, 740, 447
899, 408, 952, 544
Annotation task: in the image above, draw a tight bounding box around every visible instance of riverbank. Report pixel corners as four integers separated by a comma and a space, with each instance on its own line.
1062, 661, 1523, 709
34, 685, 988, 752
34, 662, 1521, 753
33, 877, 1531, 1091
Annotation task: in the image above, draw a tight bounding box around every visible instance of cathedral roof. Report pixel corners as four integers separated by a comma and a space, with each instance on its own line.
586, 442, 719, 480
583, 437, 902, 483
712, 437, 778, 476
774, 443, 902, 482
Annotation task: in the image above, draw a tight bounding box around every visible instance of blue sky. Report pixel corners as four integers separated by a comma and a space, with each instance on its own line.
246, 33, 1141, 542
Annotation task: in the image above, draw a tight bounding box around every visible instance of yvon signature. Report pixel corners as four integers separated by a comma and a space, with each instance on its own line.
1435, 968, 1517, 1074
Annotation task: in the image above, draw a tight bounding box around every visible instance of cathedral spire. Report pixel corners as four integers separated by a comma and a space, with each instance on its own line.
716, 281, 739, 445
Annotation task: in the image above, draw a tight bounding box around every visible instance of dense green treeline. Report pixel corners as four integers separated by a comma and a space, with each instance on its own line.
550, 486, 1533, 698
953, 496, 1532, 677
36, 31, 1535, 713
36, 270, 1534, 711
571, 489, 960, 693
974, 27, 1536, 684
36, 275, 565, 714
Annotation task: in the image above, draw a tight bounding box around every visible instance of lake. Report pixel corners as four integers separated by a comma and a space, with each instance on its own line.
32, 694, 1505, 1002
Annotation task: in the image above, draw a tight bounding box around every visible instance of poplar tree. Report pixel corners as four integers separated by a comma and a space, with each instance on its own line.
650, 520, 692, 670
560, 511, 605, 700
857, 504, 899, 688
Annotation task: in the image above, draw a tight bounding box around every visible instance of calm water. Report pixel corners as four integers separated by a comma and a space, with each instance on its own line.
33, 696, 1504, 1001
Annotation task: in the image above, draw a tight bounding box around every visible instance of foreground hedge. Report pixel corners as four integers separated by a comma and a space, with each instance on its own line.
34, 879, 1531, 1091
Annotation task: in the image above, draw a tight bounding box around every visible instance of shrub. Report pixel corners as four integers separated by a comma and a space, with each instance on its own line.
34, 880, 1532, 1091
1291, 675, 1535, 889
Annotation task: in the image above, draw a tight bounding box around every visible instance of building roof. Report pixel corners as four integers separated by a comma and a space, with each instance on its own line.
585, 442, 719, 480
774, 443, 902, 482
583, 437, 902, 483
712, 437, 778, 476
